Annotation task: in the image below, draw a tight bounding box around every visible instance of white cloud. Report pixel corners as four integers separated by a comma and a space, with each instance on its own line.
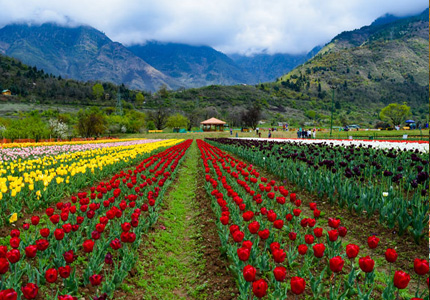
0, 0, 427, 55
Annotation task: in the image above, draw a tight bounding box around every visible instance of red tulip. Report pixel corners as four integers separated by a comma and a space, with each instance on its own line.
270, 242, 280, 253
288, 232, 297, 241
82, 239, 95, 253
307, 218, 316, 228
0, 289, 18, 300
298, 244, 308, 255
46, 208, 54, 216
237, 247, 250, 261
293, 209, 301, 216
252, 279, 268, 298
248, 221, 260, 234
63, 250, 75, 264
273, 219, 284, 229
385, 248, 398, 263
359, 256, 375, 273
305, 234, 314, 244
273, 266, 287, 281
110, 238, 122, 250
313, 209, 321, 217
329, 256, 344, 273
40, 228, 50, 237
309, 202, 317, 210
272, 249, 286, 263
232, 231, 245, 243
290, 276, 306, 295
45, 268, 58, 283
328, 229, 339, 242
367, 235, 379, 249
313, 243, 325, 258
242, 240, 253, 249
338, 226, 347, 237
25, 245, 38, 259
54, 228, 65, 240
229, 224, 239, 234
89, 274, 103, 286
346, 244, 359, 259
9, 237, 20, 249
243, 265, 256, 282
313, 227, 323, 238
36, 239, 50, 251
220, 216, 229, 225
59, 265, 71, 278
393, 270, 410, 289
6, 249, 20, 264
242, 211, 254, 221
0, 257, 9, 274
258, 229, 270, 240
328, 217, 340, 229
414, 259, 429, 276
0, 245, 7, 258
21, 283, 38, 299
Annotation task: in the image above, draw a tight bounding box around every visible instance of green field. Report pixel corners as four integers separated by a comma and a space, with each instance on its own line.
122, 128, 428, 141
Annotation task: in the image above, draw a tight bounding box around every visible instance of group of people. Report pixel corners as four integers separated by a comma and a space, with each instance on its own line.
297, 128, 316, 139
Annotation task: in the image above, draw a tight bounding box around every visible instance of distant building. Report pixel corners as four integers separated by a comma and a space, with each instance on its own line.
1, 89, 11, 96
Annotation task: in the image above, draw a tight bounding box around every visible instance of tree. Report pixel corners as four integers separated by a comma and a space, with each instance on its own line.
76, 108, 107, 137
92, 83, 104, 99
135, 92, 145, 106
166, 114, 189, 129
305, 110, 316, 120
241, 103, 261, 129
379, 103, 411, 126
148, 108, 169, 130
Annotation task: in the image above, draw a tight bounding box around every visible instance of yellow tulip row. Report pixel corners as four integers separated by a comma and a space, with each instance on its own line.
0, 139, 182, 202
0, 138, 144, 149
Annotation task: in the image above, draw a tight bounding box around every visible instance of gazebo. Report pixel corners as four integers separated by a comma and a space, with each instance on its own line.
200, 117, 226, 132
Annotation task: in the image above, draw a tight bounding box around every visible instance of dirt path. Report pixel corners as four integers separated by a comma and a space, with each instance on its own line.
114, 141, 238, 300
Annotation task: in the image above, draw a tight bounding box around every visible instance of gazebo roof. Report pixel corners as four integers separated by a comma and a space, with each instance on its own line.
200, 117, 226, 125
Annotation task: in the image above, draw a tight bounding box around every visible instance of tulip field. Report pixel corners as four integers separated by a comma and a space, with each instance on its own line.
0, 137, 428, 299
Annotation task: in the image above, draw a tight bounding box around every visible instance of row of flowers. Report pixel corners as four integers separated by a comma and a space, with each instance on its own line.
255, 138, 429, 151
196, 139, 428, 299
0, 139, 192, 299
0, 139, 182, 226
0, 138, 143, 149
0, 139, 163, 162
207, 138, 429, 243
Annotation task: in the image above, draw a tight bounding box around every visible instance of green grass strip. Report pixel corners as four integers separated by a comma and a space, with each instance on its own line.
128, 141, 207, 300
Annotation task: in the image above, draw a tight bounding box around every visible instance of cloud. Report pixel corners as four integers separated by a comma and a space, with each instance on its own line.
0, 0, 427, 55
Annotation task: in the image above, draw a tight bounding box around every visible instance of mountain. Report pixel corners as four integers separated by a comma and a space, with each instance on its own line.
229, 46, 321, 83
129, 42, 315, 86
128, 41, 253, 88
272, 8, 429, 123
0, 23, 178, 91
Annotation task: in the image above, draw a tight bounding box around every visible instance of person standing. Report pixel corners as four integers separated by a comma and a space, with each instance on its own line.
268, 130, 272, 138
312, 129, 316, 139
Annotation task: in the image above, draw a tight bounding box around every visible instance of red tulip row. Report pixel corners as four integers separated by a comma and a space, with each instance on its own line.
196, 139, 429, 299
0, 140, 192, 300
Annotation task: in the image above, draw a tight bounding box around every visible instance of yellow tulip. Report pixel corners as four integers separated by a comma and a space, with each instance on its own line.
9, 213, 17, 223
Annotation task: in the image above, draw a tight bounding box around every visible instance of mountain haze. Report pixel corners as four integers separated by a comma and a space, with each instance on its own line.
128, 41, 252, 88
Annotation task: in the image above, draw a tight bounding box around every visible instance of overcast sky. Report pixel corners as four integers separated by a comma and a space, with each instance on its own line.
0, 0, 427, 55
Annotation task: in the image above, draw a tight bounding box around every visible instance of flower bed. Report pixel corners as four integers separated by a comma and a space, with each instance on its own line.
0, 140, 192, 299
207, 138, 429, 243
0, 139, 182, 226
197, 139, 429, 299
